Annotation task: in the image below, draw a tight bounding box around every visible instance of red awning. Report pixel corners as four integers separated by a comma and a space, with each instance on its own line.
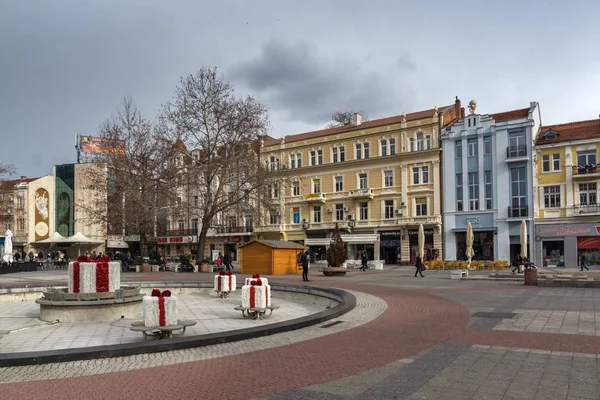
577, 237, 600, 249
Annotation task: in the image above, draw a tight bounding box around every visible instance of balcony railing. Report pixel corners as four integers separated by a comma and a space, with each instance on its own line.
214, 226, 253, 234
508, 206, 528, 218
348, 188, 374, 199
572, 164, 600, 176
573, 204, 600, 214
506, 145, 527, 159
303, 193, 326, 203
165, 229, 198, 236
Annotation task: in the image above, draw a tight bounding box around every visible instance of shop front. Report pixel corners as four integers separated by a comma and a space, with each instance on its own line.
224, 236, 246, 261
407, 228, 434, 263
446, 213, 496, 261
304, 230, 328, 262
378, 230, 401, 265
152, 234, 198, 260
535, 223, 600, 268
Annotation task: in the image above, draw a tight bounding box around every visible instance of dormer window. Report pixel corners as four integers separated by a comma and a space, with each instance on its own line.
543, 130, 559, 140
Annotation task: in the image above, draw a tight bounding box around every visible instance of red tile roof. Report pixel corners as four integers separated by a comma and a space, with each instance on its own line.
536, 118, 600, 145
267, 104, 456, 146
0, 177, 40, 190
491, 107, 531, 121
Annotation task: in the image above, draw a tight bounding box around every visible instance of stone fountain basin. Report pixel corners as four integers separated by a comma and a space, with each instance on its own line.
40, 286, 141, 301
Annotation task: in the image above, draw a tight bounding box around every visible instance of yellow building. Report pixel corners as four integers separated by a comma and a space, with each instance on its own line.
257, 99, 463, 265
533, 118, 600, 268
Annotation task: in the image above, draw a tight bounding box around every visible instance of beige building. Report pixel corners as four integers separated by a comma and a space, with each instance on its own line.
258, 99, 463, 265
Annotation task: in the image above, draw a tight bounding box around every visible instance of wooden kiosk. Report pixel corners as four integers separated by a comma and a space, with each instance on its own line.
239, 240, 304, 275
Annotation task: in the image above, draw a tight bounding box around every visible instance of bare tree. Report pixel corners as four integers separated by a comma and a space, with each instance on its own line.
0, 163, 16, 232
79, 97, 178, 256
325, 110, 369, 128
162, 67, 282, 261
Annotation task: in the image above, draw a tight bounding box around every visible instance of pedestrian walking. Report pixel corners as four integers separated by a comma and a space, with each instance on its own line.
511, 254, 523, 275
359, 250, 369, 271
414, 255, 424, 277
223, 252, 233, 271
300, 250, 310, 281
579, 255, 590, 271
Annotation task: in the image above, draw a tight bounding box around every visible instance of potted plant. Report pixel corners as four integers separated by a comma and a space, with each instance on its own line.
141, 257, 150, 272
200, 257, 210, 273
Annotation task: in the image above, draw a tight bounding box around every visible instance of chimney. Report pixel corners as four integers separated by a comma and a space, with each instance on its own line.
454, 96, 461, 118
353, 113, 363, 126
20, 176, 26, 180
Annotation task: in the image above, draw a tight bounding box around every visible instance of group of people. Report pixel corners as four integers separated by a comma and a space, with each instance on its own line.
215, 252, 234, 271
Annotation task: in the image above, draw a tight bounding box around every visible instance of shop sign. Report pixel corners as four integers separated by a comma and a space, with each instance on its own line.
303, 193, 322, 200
379, 231, 400, 239
154, 236, 195, 244
408, 229, 434, 235
538, 224, 600, 237
124, 235, 140, 242
578, 237, 600, 249
466, 217, 481, 225
232, 236, 241, 243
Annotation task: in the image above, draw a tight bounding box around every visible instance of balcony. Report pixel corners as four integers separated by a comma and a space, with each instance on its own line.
165, 229, 198, 236
214, 226, 253, 234
573, 204, 600, 215
506, 145, 528, 161
572, 164, 600, 179
253, 224, 283, 233
397, 215, 442, 225
303, 193, 326, 203
508, 207, 528, 218
348, 188, 374, 199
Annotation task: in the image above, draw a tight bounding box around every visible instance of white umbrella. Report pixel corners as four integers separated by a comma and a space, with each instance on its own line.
35, 231, 67, 244
466, 222, 474, 269
520, 220, 528, 260
63, 232, 103, 256
418, 224, 425, 259
3, 229, 13, 263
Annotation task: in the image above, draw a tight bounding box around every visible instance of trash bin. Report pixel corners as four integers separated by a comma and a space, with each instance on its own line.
524, 268, 538, 286
142, 257, 150, 273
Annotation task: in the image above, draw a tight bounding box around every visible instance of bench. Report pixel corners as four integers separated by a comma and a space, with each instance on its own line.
451, 269, 469, 279
234, 305, 279, 320
209, 265, 225, 273
130, 319, 197, 340
128, 265, 141, 272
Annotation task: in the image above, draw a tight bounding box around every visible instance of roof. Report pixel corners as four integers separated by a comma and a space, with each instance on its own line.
266, 104, 455, 146
238, 239, 305, 249
0, 176, 40, 190
490, 107, 531, 121
536, 118, 600, 146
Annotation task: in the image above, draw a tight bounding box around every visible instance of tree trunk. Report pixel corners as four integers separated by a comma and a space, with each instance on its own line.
196, 223, 210, 261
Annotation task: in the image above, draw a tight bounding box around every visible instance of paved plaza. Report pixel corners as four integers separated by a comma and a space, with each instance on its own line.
1, 266, 600, 399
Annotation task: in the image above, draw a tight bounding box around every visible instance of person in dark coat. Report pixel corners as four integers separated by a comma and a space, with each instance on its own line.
300, 251, 310, 282
360, 250, 369, 271
511, 254, 522, 275
414, 255, 424, 277
223, 252, 233, 271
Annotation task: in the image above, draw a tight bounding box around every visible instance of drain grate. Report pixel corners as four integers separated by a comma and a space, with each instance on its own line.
321, 321, 345, 328
473, 312, 516, 319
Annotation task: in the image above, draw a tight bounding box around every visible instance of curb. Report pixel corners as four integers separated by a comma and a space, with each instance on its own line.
0, 282, 356, 367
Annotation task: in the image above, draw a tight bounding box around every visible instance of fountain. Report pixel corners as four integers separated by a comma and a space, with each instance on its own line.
36, 255, 143, 322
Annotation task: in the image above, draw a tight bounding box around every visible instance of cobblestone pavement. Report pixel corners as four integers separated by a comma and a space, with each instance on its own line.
2, 267, 600, 399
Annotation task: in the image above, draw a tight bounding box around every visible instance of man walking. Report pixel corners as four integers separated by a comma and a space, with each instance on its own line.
223, 252, 233, 272
359, 250, 369, 271
300, 250, 310, 282
414, 255, 424, 277
580, 255, 590, 271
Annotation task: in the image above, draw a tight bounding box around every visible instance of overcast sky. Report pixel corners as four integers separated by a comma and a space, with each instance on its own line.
2, 0, 600, 178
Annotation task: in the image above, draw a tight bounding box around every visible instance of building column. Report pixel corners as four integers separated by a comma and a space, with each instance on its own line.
401, 228, 410, 265
432, 160, 441, 215
374, 238, 380, 260
433, 229, 443, 260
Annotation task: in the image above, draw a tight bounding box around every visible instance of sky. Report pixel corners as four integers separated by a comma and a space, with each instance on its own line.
2, 0, 600, 178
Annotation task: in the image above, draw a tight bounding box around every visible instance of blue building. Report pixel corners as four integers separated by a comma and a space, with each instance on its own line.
441, 101, 540, 263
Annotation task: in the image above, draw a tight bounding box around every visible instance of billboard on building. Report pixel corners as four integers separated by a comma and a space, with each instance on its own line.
79, 136, 125, 155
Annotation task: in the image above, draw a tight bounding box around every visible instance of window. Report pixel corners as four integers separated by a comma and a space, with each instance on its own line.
389, 138, 396, 155
176, 196, 182, 206
456, 173, 463, 211
425, 135, 431, 150
290, 154, 296, 169
297, 153, 302, 168
381, 139, 387, 156
552, 154, 560, 171
228, 168, 234, 182
292, 207, 300, 224
313, 206, 321, 223
332, 148, 338, 163
359, 202, 368, 220
508, 133, 526, 157
484, 136, 492, 155
384, 171, 393, 188
417, 133, 424, 151
339, 146, 345, 161
364, 143, 370, 158
544, 186, 561, 208
269, 156, 280, 171
542, 155, 550, 172
577, 150, 596, 166
456, 141, 462, 158
292, 181, 300, 196
245, 215, 253, 231
191, 218, 198, 231
413, 167, 419, 184
468, 172, 479, 210
410, 138, 415, 152
310, 151, 316, 166
335, 204, 344, 221
384, 200, 394, 219
579, 183, 597, 205
17, 217, 25, 231
335, 176, 343, 192
359, 173, 367, 189
355, 143, 362, 160
269, 212, 279, 225
313, 179, 321, 193
317, 150, 323, 165
272, 183, 279, 198
227, 216, 237, 228
511, 167, 527, 211
468, 139, 478, 157
194, 196, 198, 207
416, 198, 427, 216
178, 220, 185, 231
422, 167, 429, 184
484, 171, 492, 209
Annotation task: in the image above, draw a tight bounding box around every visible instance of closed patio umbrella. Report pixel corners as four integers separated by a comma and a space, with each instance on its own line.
3, 229, 13, 263
520, 220, 528, 260
418, 224, 425, 259
466, 222, 474, 269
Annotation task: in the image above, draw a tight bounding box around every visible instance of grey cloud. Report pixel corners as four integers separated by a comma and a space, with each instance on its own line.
231, 41, 416, 128
396, 53, 417, 72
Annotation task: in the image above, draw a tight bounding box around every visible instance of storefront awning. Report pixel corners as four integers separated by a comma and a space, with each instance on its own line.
305, 234, 380, 247
107, 240, 129, 249
451, 227, 497, 232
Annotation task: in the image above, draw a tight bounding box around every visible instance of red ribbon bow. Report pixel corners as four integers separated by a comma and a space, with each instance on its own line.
151, 289, 171, 326
151, 289, 171, 297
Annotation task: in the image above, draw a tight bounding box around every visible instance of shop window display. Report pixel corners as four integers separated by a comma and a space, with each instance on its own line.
455, 231, 494, 261
578, 237, 600, 268
542, 241, 564, 267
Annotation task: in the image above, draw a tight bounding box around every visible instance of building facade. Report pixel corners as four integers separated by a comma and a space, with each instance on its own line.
0, 176, 39, 255
257, 100, 462, 264
441, 101, 541, 263
533, 118, 600, 268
